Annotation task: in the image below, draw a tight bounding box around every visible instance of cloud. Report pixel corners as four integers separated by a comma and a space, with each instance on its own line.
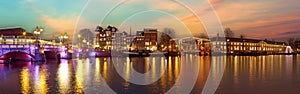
178, 0, 300, 39
39, 15, 78, 39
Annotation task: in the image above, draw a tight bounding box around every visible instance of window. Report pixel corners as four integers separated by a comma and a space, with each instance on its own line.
145, 42, 149, 45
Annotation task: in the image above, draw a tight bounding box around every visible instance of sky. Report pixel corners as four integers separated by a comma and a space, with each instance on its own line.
0, 0, 299, 40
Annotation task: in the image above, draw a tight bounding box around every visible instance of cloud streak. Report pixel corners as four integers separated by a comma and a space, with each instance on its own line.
183, 0, 300, 39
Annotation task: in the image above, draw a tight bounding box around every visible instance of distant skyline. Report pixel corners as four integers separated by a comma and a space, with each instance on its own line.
0, 0, 299, 40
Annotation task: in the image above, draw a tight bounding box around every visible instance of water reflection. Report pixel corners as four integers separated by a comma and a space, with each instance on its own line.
32, 65, 48, 94
74, 59, 84, 93
57, 59, 70, 94
216, 55, 300, 94
0, 55, 299, 93
20, 67, 30, 94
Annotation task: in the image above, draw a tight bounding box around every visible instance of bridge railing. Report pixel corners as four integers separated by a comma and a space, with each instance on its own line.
0, 44, 36, 49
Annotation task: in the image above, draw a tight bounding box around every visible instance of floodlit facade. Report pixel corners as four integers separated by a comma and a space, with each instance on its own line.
211, 37, 288, 54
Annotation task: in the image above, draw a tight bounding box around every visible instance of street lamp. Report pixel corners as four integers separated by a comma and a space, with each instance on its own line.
33, 26, 44, 44
59, 33, 69, 45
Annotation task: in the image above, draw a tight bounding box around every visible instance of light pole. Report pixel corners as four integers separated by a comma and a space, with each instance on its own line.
59, 33, 69, 45
33, 26, 44, 45
33, 26, 45, 62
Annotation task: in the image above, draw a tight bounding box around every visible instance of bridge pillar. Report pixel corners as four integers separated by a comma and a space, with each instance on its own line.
34, 45, 45, 62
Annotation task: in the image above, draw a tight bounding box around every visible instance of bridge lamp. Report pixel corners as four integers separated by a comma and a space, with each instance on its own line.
40, 28, 44, 32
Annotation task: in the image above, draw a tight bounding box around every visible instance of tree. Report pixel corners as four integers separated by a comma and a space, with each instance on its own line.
75, 29, 94, 45
240, 34, 245, 39
158, 28, 176, 51
195, 33, 209, 39
288, 38, 296, 50
224, 28, 234, 38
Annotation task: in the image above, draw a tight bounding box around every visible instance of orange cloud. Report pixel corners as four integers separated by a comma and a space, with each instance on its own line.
39, 15, 77, 38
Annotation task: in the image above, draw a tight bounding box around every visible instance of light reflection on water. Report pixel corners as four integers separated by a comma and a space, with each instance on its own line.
0, 55, 299, 93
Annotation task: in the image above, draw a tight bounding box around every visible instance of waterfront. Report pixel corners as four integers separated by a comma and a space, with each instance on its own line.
0, 55, 299, 94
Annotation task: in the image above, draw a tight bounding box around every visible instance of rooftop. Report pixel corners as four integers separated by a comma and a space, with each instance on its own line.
0, 27, 33, 36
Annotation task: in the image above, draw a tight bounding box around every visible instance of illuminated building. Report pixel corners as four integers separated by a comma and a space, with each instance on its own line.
130, 28, 158, 52
131, 36, 145, 51
95, 25, 117, 51
112, 31, 127, 51
144, 29, 158, 51
211, 37, 288, 55
295, 40, 300, 53
0, 27, 34, 44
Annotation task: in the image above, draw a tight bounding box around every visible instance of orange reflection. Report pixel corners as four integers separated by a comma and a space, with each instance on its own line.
20, 68, 30, 94
103, 58, 108, 79
95, 58, 101, 82
174, 56, 179, 78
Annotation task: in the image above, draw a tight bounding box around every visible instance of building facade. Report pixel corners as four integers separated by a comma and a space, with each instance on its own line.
211, 37, 287, 54
0, 27, 35, 44
95, 25, 118, 51
129, 28, 158, 52
295, 40, 300, 53
143, 29, 158, 51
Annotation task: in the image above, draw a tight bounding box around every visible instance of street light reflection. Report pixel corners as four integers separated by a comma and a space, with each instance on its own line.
57, 60, 70, 94
20, 68, 30, 94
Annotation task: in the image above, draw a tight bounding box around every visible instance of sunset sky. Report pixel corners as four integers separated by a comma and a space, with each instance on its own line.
1, 0, 299, 40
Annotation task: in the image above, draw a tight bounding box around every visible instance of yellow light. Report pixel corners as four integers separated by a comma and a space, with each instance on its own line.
40, 28, 44, 32
22, 32, 27, 36
20, 68, 30, 94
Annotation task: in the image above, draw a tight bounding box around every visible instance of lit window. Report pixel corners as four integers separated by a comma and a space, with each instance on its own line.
145, 42, 149, 45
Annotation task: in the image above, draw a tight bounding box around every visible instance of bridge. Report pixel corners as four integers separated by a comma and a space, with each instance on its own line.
170, 37, 211, 54
0, 43, 62, 62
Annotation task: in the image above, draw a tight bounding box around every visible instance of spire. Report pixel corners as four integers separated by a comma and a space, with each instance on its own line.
130, 27, 132, 36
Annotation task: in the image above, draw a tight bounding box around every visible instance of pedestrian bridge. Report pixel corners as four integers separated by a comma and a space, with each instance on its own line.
170, 37, 211, 53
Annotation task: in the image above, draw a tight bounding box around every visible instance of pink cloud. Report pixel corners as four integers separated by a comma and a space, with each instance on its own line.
180, 0, 300, 39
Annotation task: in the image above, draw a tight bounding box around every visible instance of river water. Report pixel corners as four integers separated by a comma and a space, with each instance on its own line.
0, 55, 299, 94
